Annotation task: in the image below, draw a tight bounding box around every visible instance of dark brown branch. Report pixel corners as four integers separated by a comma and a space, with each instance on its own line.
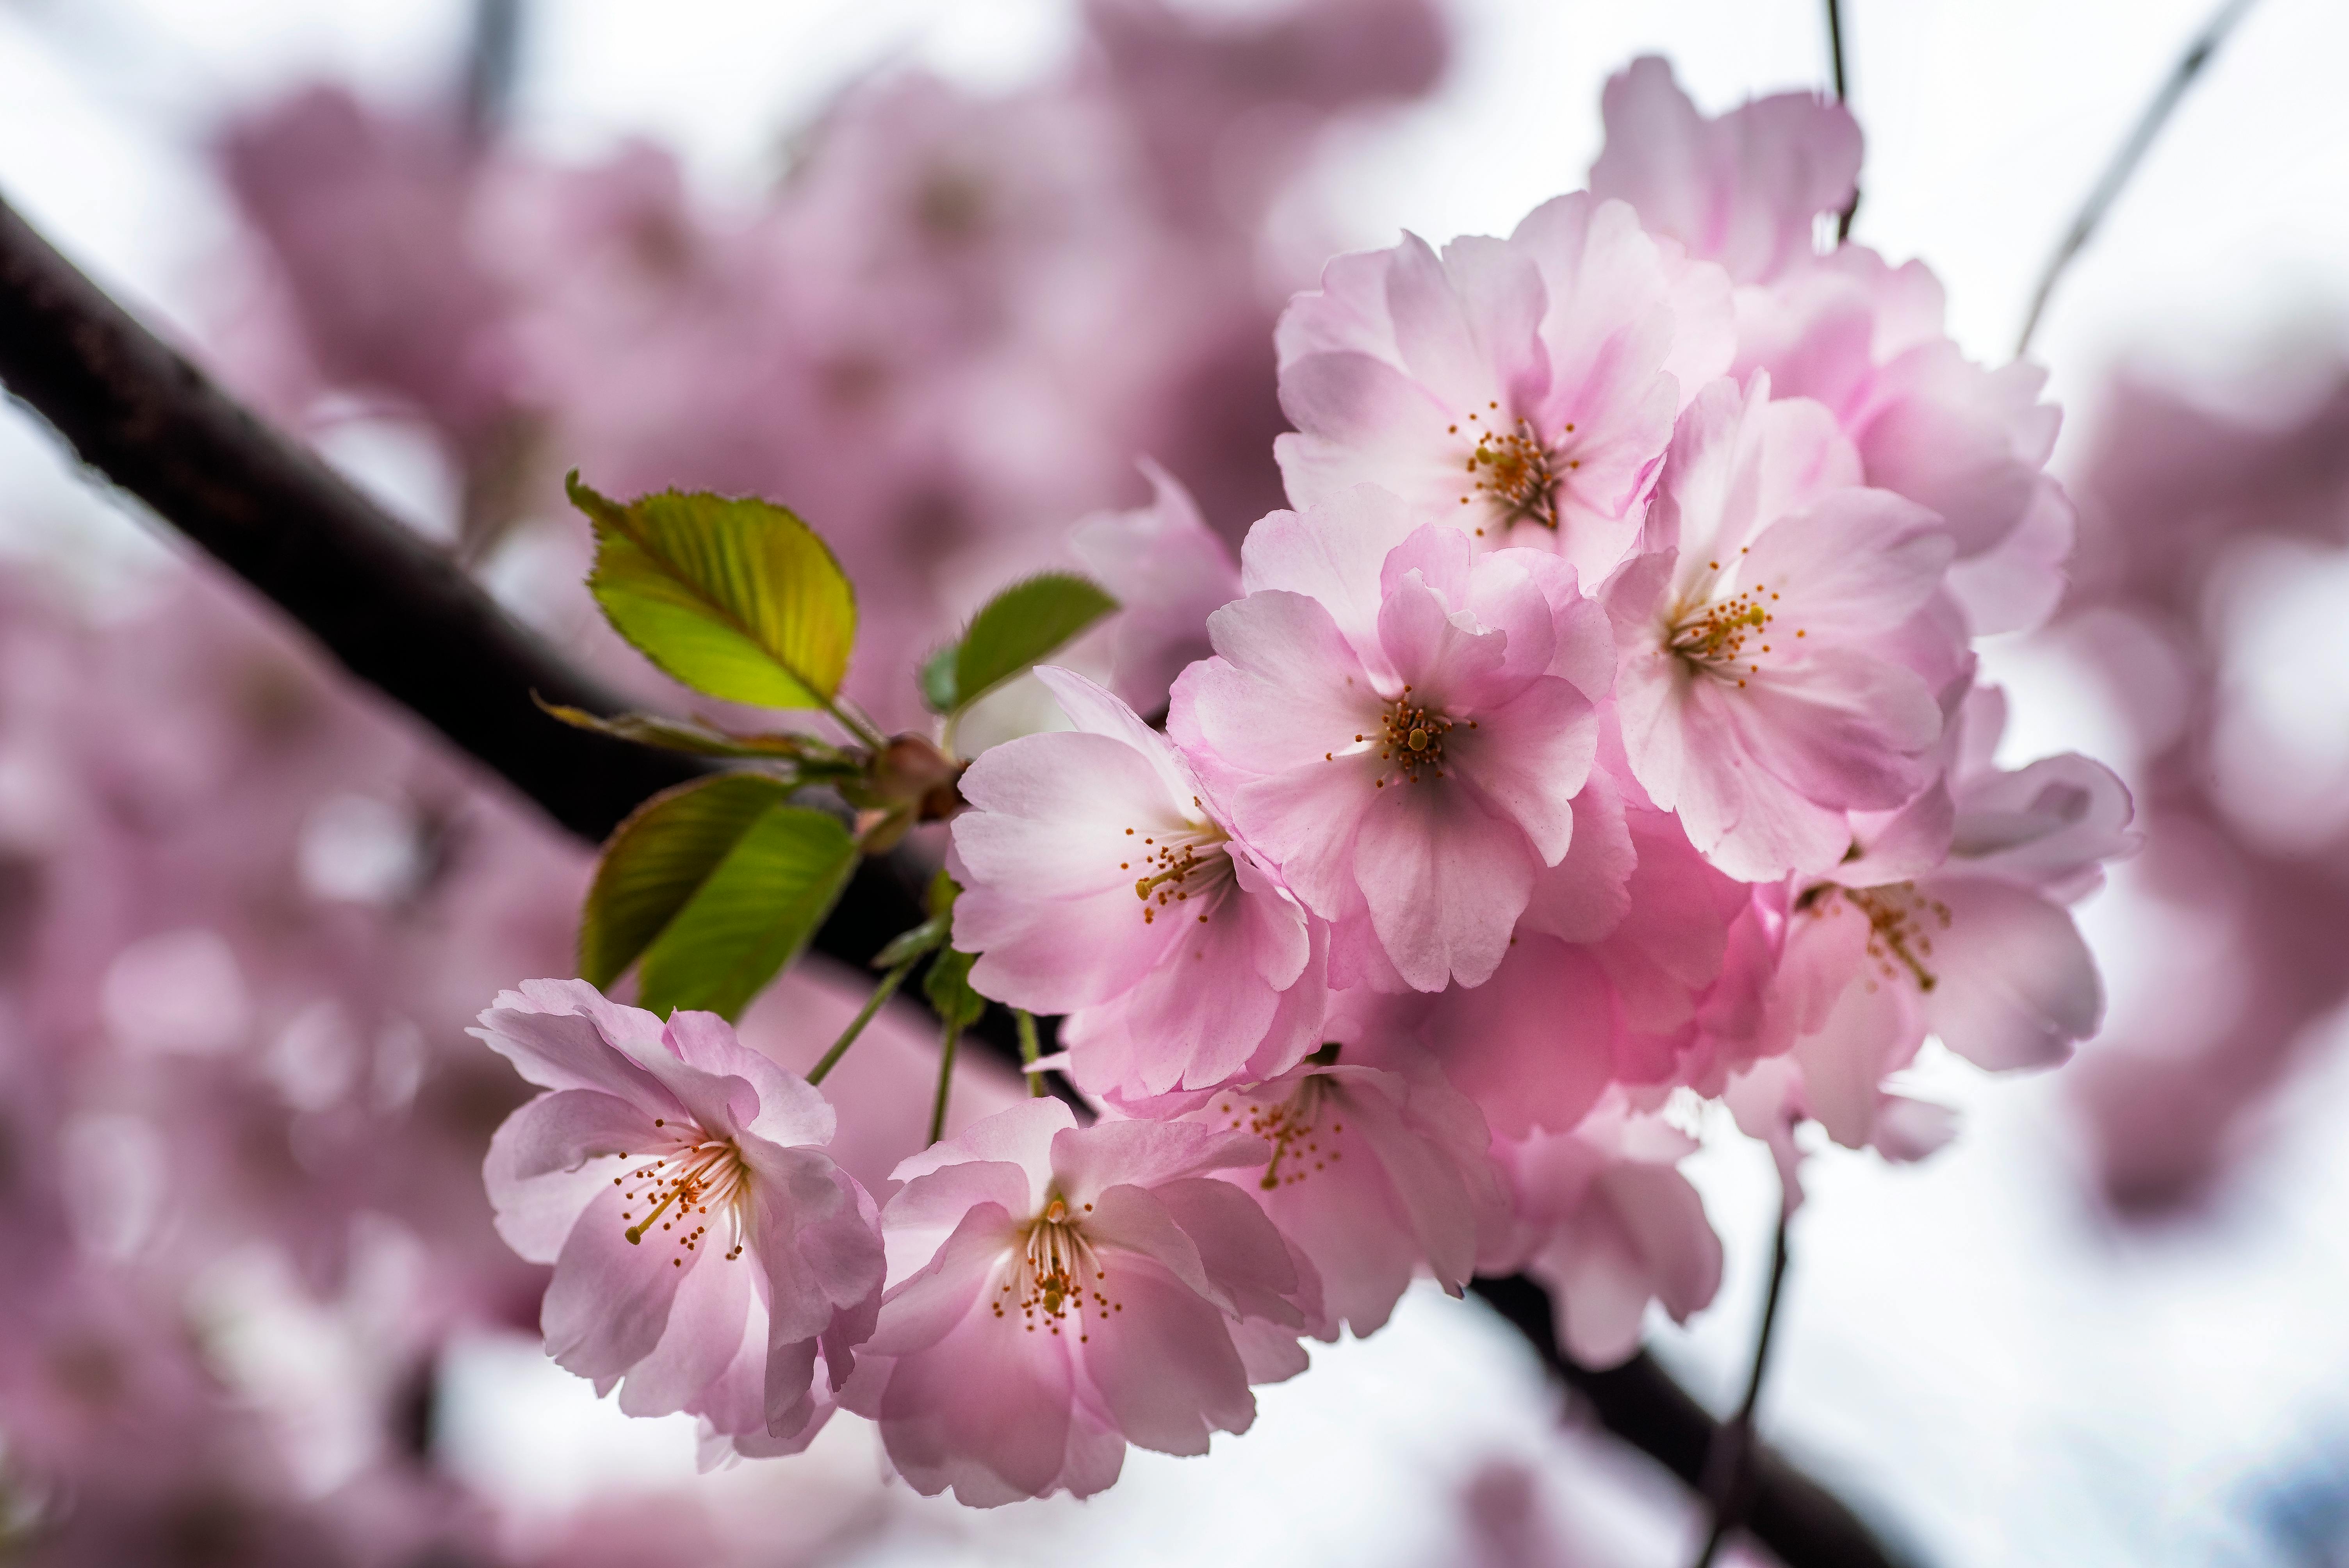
1694, 1207, 1795, 1566
2014, 0, 2261, 357
0, 186, 1907, 1568
1827, 0, 1858, 239
0, 191, 708, 844
1471, 1278, 1914, 1568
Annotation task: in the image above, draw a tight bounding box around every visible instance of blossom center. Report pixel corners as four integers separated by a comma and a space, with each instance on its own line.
1376, 687, 1456, 784
1214, 1075, 1346, 1191
1666, 562, 1795, 691
1120, 817, 1233, 927
1797, 882, 1952, 992
995, 1196, 1117, 1339
1453, 407, 1582, 535
613, 1127, 749, 1265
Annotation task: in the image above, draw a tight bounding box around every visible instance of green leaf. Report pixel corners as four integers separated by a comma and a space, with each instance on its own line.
537, 698, 857, 765
634, 805, 859, 1021
579, 773, 793, 989
922, 946, 987, 1031
925, 869, 961, 920
872, 916, 950, 970
918, 643, 960, 716
942, 574, 1118, 715
570, 474, 856, 710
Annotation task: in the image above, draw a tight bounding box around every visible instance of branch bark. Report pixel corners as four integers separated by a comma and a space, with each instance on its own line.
0, 188, 1912, 1568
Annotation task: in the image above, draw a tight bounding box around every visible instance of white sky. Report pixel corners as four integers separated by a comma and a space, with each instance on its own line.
3, 2, 2348, 1564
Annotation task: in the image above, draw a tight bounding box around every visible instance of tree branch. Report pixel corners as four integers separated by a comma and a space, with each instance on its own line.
1471, 1278, 1914, 1568
1694, 1206, 1795, 1567
2014, 0, 2261, 358
0, 187, 1910, 1568
1826, 0, 1858, 239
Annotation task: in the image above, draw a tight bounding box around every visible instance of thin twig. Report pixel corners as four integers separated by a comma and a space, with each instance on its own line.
462, 0, 524, 144
1694, 1204, 1796, 1568
1015, 1008, 1046, 1097
806, 958, 916, 1086
2015, 0, 2262, 357
1827, 0, 1859, 239
927, 1018, 963, 1146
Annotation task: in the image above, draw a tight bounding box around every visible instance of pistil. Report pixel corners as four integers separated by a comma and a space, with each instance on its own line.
1452, 406, 1581, 534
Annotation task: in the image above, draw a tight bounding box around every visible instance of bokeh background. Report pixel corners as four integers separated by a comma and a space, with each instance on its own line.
2, 1, 2347, 1564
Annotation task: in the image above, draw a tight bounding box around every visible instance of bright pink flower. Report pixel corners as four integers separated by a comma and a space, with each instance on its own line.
951, 667, 1328, 1098
1588, 56, 1860, 289
1126, 1044, 1507, 1336
841, 1099, 1316, 1505
1175, 497, 1609, 990
1273, 194, 1731, 581
1068, 460, 1241, 715
1606, 375, 1956, 882
1426, 768, 1752, 1136
476, 981, 883, 1459
1491, 1095, 1722, 1368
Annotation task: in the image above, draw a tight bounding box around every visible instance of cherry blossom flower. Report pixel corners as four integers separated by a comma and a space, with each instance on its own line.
1175, 497, 1609, 989
1126, 1043, 1507, 1337
1490, 1093, 1722, 1368
951, 666, 1328, 1098
841, 1099, 1316, 1505
1068, 460, 1241, 715
1731, 688, 2135, 1164
476, 981, 884, 1459
1273, 195, 1732, 581
1586, 57, 2072, 635
1588, 55, 1861, 289
1733, 253, 2071, 634
1606, 374, 1958, 882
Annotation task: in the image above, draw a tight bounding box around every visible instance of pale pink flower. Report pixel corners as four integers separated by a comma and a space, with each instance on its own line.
1068, 460, 1241, 715
1174, 496, 1608, 990
840, 1099, 1316, 1505
1588, 55, 1861, 289
476, 981, 883, 1459
1588, 57, 2073, 635
1491, 1094, 1722, 1368
1126, 1044, 1507, 1337
950, 667, 1328, 1098
1606, 374, 1957, 882
1273, 195, 1731, 581
1733, 251, 2071, 634
1731, 688, 2134, 1164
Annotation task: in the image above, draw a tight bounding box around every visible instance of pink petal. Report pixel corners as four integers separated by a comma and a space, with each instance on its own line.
617, 1233, 755, 1418
1433, 939, 1619, 1137
1073, 1256, 1255, 1457
1446, 675, 1596, 866
1354, 780, 1537, 991
1052, 1119, 1269, 1208
1520, 764, 1636, 943
1920, 877, 2101, 1070
1238, 490, 1424, 675
542, 1181, 694, 1381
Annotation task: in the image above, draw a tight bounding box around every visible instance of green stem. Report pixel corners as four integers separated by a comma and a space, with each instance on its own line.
825, 692, 890, 752
927, 1017, 963, 1146
1015, 1008, 1045, 1098
806, 958, 914, 1087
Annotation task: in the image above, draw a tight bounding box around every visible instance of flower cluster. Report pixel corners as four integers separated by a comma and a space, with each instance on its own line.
485, 57, 2135, 1511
